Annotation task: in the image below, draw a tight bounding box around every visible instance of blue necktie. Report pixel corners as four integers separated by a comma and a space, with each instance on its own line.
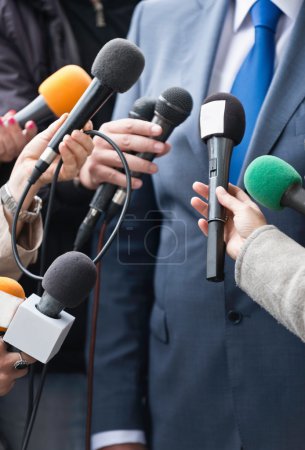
229, 0, 282, 184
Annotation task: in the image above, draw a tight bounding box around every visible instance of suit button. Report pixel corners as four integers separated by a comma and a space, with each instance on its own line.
228, 310, 243, 324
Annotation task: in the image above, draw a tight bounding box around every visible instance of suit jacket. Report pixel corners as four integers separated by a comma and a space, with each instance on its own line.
92, 1, 305, 449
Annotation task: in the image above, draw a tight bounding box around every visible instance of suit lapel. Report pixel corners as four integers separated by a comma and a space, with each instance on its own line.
180, 0, 228, 165
238, 1, 305, 186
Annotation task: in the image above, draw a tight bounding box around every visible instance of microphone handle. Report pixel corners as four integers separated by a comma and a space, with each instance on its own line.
206, 137, 233, 282
281, 184, 305, 215
15, 95, 55, 128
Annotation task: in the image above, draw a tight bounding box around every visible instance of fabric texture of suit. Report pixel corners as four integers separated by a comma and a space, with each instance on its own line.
92, 1, 305, 449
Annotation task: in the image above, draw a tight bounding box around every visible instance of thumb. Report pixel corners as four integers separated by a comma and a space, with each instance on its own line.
38, 113, 68, 143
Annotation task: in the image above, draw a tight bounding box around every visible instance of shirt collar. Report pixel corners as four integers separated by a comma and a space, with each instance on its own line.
233, 0, 303, 32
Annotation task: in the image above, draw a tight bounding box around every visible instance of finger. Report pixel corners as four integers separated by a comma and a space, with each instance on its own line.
0, 338, 8, 355
96, 131, 169, 156
101, 118, 163, 138
37, 113, 68, 144
192, 181, 209, 199
227, 183, 253, 203
4, 117, 27, 154
2, 110, 16, 120
216, 186, 247, 214
83, 120, 93, 131
93, 150, 159, 175
24, 121, 38, 142
198, 218, 208, 236
58, 141, 79, 179
70, 130, 93, 157
91, 165, 143, 190
0, 119, 21, 161
191, 196, 208, 218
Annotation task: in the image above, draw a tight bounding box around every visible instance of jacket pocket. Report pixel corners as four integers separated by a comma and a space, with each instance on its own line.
150, 303, 169, 344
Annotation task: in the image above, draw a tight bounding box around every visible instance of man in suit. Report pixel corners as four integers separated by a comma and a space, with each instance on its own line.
83, 0, 305, 448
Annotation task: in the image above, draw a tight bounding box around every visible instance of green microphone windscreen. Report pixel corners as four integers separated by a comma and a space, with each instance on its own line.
244, 155, 302, 210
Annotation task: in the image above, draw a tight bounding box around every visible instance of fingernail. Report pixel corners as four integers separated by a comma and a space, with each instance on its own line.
8, 117, 16, 125
7, 109, 16, 115
216, 186, 225, 194
154, 142, 164, 152
151, 124, 162, 134
27, 121, 36, 130
0, 118, 3, 126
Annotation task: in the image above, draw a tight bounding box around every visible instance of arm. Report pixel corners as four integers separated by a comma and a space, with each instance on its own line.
191, 182, 305, 342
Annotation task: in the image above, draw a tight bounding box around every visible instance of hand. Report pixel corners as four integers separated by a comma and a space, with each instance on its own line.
0, 338, 35, 396
7, 114, 93, 210
0, 110, 37, 163
79, 118, 171, 190
99, 445, 147, 450
191, 182, 267, 260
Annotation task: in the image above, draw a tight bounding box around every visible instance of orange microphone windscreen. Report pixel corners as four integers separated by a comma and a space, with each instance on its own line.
38, 65, 92, 117
0, 277, 25, 332
0, 277, 25, 299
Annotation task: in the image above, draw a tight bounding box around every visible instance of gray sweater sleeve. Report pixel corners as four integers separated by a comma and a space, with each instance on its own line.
235, 225, 305, 342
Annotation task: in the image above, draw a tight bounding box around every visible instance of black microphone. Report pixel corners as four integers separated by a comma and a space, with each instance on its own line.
4, 252, 97, 363
105, 87, 194, 223
73, 96, 157, 251
200, 92, 245, 282
29, 38, 145, 185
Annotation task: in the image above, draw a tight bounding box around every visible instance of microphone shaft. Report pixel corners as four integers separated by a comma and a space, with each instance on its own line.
206, 137, 233, 282
281, 184, 305, 215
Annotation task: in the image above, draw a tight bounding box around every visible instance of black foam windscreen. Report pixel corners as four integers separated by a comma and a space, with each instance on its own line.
202, 92, 245, 145
156, 87, 193, 126
91, 38, 145, 93
130, 97, 156, 120
42, 252, 97, 309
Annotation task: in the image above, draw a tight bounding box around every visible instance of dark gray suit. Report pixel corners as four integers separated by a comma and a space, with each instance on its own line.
92, 1, 305, 448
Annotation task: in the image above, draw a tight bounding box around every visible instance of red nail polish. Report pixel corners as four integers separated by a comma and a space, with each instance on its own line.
8, 117, 16, 125
0, 118, 3, 126
27, 121, 36, 130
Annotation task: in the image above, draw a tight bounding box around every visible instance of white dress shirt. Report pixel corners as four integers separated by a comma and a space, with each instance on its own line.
92, 0, 302, 448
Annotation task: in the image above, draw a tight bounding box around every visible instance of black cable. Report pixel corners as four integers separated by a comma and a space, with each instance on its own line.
21, 160, 63, 446
11, 130, 132, 449
83, 130, 132, 264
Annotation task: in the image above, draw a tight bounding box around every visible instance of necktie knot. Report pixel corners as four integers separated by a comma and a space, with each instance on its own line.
251, 0, 282, 33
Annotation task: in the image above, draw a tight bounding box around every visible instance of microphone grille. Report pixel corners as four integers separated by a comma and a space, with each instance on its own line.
42, 252, 97, 309
244, 155, 302, 210
155, 87, 193, 126
91, 38, 145, 93
200, 92, 245, 145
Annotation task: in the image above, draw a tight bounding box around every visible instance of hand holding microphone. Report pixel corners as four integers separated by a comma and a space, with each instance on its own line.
191, 182, 267, 260
0, 277, 35, 396
200, 92, 245, 281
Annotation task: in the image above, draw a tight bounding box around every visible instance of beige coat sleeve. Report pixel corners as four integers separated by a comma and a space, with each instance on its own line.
0, 204, 43, 280
235, 225, 305, 342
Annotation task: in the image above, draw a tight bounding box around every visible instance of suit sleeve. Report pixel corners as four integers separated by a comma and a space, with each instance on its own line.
91, 2, 158, 436
235, 225, 305, 342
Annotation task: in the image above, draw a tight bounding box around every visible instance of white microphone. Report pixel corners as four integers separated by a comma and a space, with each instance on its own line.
4, 252, 97, 363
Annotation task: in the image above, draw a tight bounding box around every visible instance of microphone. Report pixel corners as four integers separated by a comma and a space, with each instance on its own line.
244, 155, 305, 214
105, 87, 193, 221
73, 96, 157, 251
14, 65, 92, 128
29, 38, 145, 185
74, 87, 193, 251
200, 92, 245, 282
0, 277, 25, 333
4, 252, 97, 363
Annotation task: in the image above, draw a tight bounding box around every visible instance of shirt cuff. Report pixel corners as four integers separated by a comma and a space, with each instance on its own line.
91, 430, 146, 449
